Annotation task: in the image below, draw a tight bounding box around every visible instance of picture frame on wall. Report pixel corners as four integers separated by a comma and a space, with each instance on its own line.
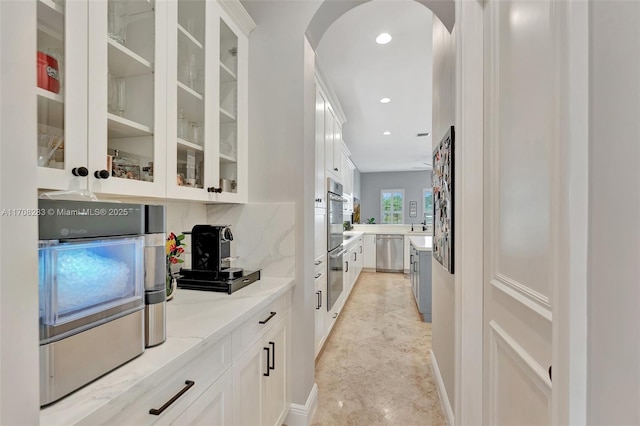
432, 125, 454, 273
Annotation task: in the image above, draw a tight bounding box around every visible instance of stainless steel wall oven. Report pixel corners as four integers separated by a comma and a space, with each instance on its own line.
327, 178, 344, 311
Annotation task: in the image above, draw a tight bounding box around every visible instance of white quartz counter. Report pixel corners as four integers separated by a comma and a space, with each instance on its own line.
40, 276, 295, 426
408, 236, 433, 252
343, 231, 364, 249
350, 224, 431, 236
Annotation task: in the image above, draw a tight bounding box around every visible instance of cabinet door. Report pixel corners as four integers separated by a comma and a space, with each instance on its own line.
324, 105, 336, 177
315, 274, 327, 357
87, 0, 167, 198
314, 208, 326, 260
233, 338, 264, 426
333, 121, 342, 177
404, 237, 410, 272
171, 368, 233, 426
36, 0, 89, 190
363, 235, 376, 269
261, 316, 288, 426
315, 85, 326, 207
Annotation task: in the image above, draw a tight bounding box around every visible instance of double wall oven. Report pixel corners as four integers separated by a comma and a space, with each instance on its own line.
327, 178, 345, 311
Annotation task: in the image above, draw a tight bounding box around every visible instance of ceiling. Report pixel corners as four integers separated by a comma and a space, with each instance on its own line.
316, 0, 434, 173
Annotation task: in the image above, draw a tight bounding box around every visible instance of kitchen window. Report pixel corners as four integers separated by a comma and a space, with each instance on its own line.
424, 188, 433, 226
380, 189, 404, 224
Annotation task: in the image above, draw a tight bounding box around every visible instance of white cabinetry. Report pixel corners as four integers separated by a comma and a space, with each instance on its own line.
36, 0, 254, 202
233, 310, 290, 426
324, 105, 342, 181
167, 0, 253, 203
314, 85, 326, 207
363, 234, 377, 270
314, 208, 326, 260
36, 0, 167, 197
172, 369, 233, 425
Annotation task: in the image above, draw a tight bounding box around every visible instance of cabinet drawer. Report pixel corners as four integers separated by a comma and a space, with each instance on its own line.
314, 254, 327, 279
232, 291, 291, 358
86, 334, 232, 426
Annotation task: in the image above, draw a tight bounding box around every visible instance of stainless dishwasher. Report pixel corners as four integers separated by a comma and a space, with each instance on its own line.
376, 234, 404, 272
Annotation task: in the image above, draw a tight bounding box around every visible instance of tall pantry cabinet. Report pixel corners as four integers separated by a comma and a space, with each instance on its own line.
35, 0, 254, 202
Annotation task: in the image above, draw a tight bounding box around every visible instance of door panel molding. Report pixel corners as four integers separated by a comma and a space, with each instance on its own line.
490, 275, 552, 321
489, 320, 551, 425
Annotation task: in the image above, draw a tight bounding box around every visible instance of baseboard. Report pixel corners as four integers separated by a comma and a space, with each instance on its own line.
285, 383, 318, 426
430, 350, 455, 426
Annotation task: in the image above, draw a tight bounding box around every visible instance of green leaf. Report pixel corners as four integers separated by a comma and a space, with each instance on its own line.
177, 234, 185, 241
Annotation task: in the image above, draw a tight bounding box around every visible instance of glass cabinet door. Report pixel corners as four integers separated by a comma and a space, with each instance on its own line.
218, 17, 238, 195
36, 0, 89, 190
87, 0, 167, 198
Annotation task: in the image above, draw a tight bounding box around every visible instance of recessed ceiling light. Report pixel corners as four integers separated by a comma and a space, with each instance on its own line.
376, 33, 392, 45
380, 97, 391, 104
383, 131, 391, 136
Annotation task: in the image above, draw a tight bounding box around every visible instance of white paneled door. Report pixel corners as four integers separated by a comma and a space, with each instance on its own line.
483, 0, 567, 424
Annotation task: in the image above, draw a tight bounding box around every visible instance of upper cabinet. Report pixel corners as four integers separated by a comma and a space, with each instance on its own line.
166, 0, 253, 203
35, 0, 254, 202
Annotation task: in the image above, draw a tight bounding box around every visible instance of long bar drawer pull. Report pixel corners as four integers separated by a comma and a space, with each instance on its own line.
259, 311, 277, 324
269, 341, 276, 370
263, 347, 270, 376
149, 380, 195, 415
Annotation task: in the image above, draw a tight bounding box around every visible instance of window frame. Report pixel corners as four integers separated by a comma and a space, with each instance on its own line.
380, 189, 405, 224
423, 187, 434, 226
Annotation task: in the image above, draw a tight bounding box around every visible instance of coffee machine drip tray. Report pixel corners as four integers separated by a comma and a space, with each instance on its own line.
177, 269, 261, 294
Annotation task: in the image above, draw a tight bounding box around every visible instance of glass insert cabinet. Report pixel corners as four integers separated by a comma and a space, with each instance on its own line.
36, 0, 251, 203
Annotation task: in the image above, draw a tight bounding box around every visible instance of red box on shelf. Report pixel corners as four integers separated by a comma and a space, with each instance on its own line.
37, 51, 60, 94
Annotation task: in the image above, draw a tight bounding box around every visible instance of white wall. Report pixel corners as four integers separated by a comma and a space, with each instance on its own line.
241, 0, 322, 411
0, 1, 40, 423
587, 2, 640, 423
431, 14, 456, 411
360, 170, 432, 225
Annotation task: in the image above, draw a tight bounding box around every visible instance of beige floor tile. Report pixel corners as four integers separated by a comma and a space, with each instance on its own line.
312, 272, 446, 426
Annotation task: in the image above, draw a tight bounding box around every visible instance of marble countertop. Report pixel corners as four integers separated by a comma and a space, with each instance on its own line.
408, 236, 433, 251
40, 276, 295, 426
343, 231, 364, 249
349, 225, 431, 236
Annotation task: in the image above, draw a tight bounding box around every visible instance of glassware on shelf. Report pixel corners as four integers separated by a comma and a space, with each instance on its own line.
187, 52, 197, 89
191, 121, 203, 145
116, 78, 126, 116
108, 0, 130, 45
38, 128, 64, 168
108, 71, 118, 114
177, 109, 189, 140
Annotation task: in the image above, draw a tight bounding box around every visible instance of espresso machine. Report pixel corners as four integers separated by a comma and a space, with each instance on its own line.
177, 225, 260, 294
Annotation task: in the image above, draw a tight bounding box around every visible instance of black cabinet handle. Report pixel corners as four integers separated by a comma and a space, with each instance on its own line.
315, 198, 322, 203
259, 311, 276, 324
269, 341, 275, 371
207, 187, 222, 193
319, 290, 322, 308
345, 261, 349, 272
334, 167, 338, 171
353, 252, 356, 261
410, 254, 414, 264
314, 260, 322, 266
316, 291, 321, 309
315, 273, 321, 279
149, 380, 195, 415
359, 246, 362, 254
94, 169, 109, 179
333, 312, 338, 318
71, 167, 88, 177
263, 347, 270, 377
548, 365, 552, 382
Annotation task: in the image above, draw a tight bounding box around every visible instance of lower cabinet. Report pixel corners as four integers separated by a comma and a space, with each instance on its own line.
233, 312, 289, 426
314, 274, 327, 357
410, 242, 433, 323
363, 235, 376, 270
172, 369, 233, 425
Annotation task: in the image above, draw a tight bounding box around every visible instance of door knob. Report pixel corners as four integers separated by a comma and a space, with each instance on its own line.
94, 169, 109, 179
71, 167, 88, 177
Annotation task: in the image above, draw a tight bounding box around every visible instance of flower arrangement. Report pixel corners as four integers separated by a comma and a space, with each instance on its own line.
166, 232, 186, 298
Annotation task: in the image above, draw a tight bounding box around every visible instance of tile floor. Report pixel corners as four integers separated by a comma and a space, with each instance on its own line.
311, 272, 447, 426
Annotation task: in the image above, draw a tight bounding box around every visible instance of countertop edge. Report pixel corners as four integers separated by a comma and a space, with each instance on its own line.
408, 236, 433, 252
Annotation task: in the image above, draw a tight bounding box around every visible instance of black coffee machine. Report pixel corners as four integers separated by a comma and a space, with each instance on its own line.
177, 225, 260, 294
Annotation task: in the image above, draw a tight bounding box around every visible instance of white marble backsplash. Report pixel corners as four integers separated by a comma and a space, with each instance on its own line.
206, 203, 295, 278
164, 201, 207, 270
